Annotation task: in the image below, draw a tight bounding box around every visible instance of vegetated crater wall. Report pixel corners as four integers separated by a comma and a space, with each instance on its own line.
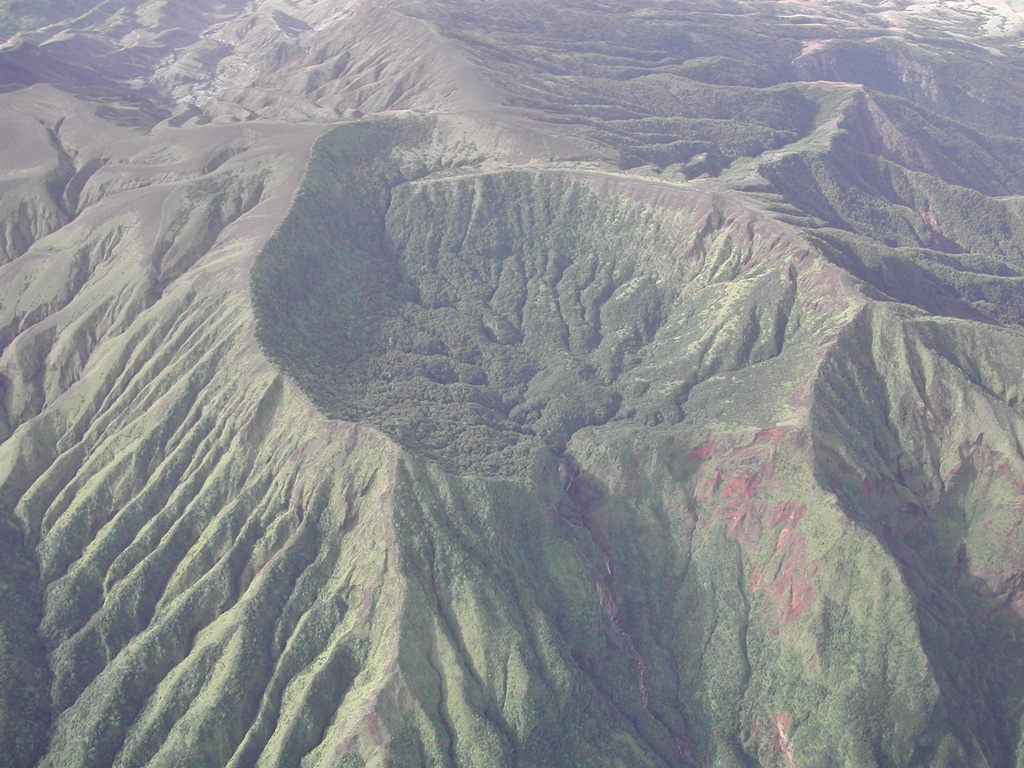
253, 119, 802, 474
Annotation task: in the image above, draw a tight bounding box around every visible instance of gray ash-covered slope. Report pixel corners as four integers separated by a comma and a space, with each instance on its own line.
3, 1, 1024, 767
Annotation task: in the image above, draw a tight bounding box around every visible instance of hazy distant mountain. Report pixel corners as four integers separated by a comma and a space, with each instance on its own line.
2, 1, 1024, 766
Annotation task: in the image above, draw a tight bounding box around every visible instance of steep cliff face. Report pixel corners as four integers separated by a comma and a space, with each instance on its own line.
2, 1, 1024, 767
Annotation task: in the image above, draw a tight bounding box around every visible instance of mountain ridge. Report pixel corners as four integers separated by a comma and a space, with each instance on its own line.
2, 1, 1024, 766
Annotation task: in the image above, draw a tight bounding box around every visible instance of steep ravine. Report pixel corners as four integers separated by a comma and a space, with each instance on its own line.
555, 467, 704, 767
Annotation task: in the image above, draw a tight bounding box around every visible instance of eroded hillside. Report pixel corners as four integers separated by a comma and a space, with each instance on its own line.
2, 1, 1024, 767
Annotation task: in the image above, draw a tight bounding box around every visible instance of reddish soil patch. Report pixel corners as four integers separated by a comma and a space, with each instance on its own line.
769, 713, 795, 768
764, 530, 817, 630
366, 711, 383, 746
691, 428, 819, 628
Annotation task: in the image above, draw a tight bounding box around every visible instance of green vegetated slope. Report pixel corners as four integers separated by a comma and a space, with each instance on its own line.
246, 106, 1024, 767
406, 0, 821, 171
3, 1, 1024, 767
253, 118, 820, 475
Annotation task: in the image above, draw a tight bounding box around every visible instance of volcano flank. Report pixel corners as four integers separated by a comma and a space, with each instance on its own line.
2, 1, 1024, 767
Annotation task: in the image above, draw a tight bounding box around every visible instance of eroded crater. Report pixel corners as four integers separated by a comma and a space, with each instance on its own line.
253, 119, 805, 473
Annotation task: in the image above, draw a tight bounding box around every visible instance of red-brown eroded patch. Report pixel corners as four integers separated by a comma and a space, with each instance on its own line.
751, 427, 785, 446
764, 530, 818, 631
690, 428, 819, 627
366, 711, 383, 747
769, 713, 795, 768
767, 502, 806, 529
750, 563, 764, 591
726, 505, 761, 546
998, 457, 1024, 497
787, 383, 814, 410
694, 430, 795, 546
689, 439, 720, 462
335, 705, 385, 756
720, 470, 765, 502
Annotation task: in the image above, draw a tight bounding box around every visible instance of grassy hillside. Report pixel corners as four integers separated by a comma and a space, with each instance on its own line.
2, 0, 1024, 766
